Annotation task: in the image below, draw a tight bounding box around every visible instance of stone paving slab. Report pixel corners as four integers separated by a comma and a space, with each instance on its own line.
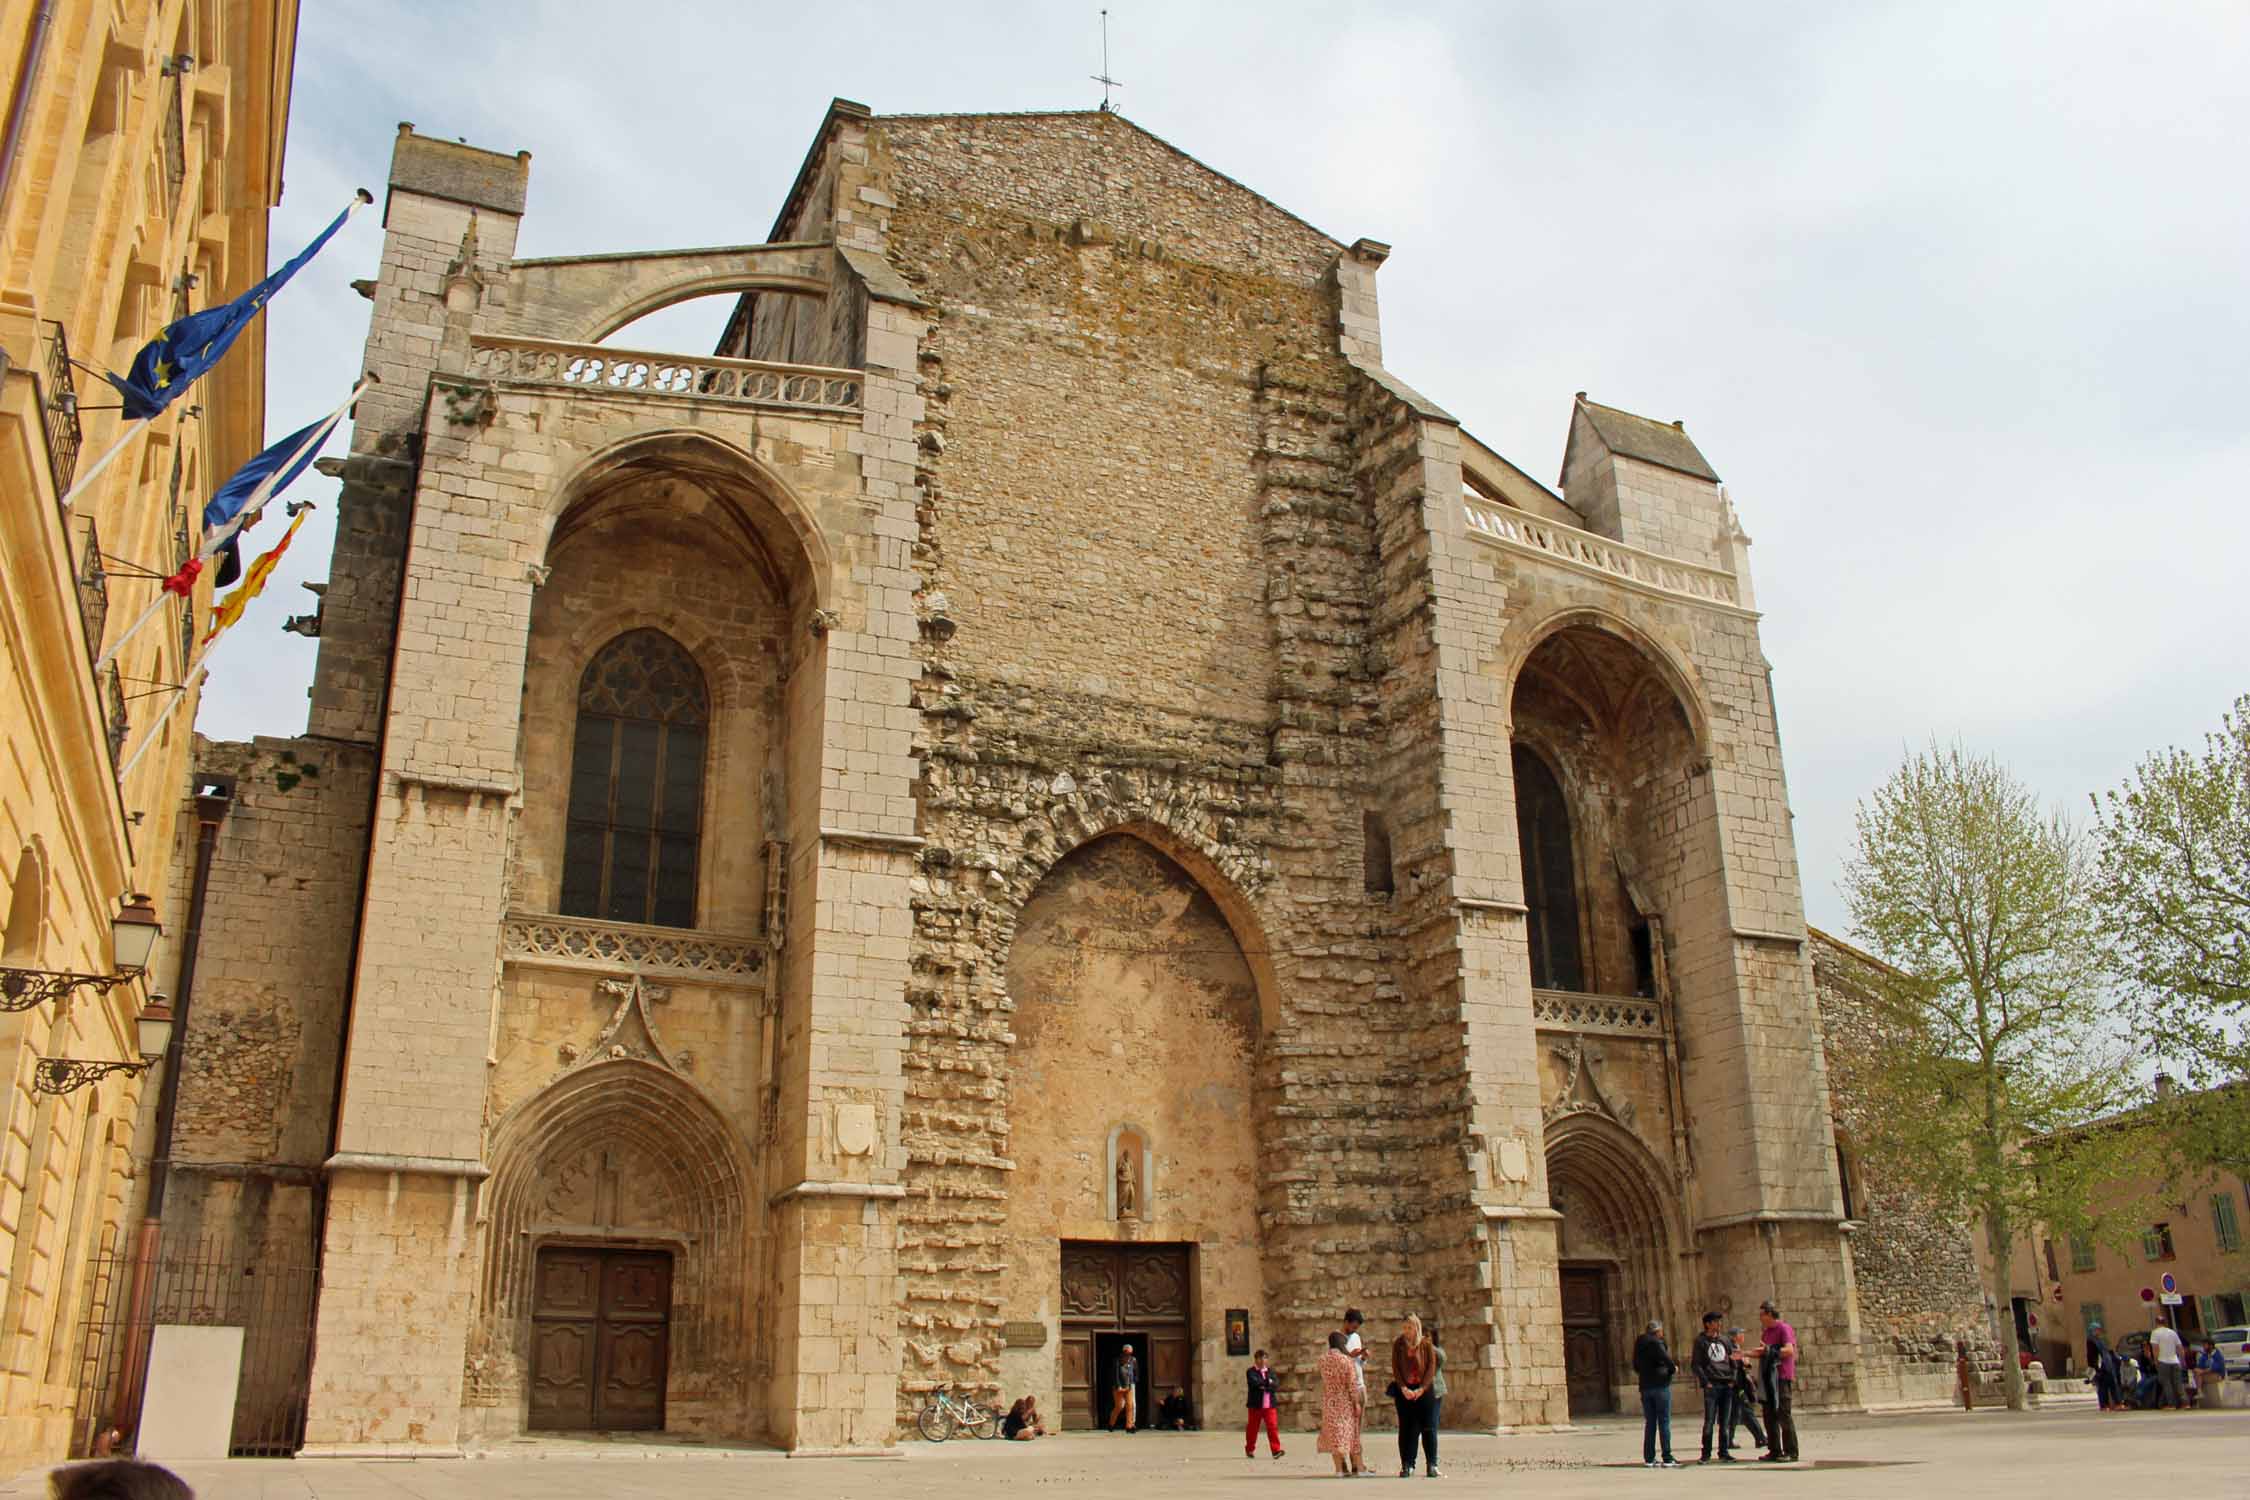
8, 1406, 2242, 1499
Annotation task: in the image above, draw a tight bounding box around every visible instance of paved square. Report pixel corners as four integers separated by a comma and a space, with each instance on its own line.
9, 1407, 2241, 1500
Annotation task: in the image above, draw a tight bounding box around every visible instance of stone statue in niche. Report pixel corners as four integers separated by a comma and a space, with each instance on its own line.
1116, 1148, 1139, 1220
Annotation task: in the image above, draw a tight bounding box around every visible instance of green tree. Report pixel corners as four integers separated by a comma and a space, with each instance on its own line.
2090, 694, 2250, 1091
1844, 744, 2147, 1411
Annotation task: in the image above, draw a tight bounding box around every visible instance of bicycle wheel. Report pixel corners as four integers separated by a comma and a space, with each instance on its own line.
917, 1402, 954, 1442
964, 1402, 1000, 1440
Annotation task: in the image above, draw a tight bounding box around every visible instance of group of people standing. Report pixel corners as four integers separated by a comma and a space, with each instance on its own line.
1633, 1301, 1802, 1468
2085, 1316, 2233, 1412
1302, 1309, 1448, 1478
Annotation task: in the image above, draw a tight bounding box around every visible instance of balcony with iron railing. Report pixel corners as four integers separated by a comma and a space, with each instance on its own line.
103, 662, 129, 763
1461, 490, 1748, 615
465, 335, 863, 418
44, 321, 81, 496
72, 514, 109, 662
159, 63, 187, 219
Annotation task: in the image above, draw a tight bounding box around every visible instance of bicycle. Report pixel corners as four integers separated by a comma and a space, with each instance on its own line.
916, 1386, 1000, 1441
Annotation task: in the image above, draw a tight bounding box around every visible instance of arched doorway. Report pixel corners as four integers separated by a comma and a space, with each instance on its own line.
1546, 1116, 1682, 1418
997, 831, 1270, 1431
474, 1062, 756, 1439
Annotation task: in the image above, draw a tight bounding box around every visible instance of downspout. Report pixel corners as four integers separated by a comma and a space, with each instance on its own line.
114, 775, 232, 1445
0, 1, 56, 216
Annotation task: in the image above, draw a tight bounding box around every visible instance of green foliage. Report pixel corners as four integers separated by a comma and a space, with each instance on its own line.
2090, 693, 2250, 1092
1844, 743, 2152, 1407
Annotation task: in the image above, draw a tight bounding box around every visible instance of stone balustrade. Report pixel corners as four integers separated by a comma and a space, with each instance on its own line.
1462, 493, 1747, 613
466, 335, 863, 415
501, 911, 766, 987
1531, 988, 1665, 1038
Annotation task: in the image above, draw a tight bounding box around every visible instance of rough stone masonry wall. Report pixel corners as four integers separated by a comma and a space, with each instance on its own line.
862, 111, 1438, 1429
1810, 932, 1996, 1405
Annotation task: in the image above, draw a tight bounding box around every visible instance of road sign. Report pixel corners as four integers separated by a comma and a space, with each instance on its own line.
2160, 1293, 2184, 1306
2161, 1273, 2178, 1294
2141, 1287, 2157, 1302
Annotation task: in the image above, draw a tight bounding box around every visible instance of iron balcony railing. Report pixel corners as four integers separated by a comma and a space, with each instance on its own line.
44, 321, 81, 496
73, 514, 109, 663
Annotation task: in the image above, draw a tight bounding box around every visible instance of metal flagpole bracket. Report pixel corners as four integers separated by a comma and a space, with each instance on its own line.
32, 1056, 155, 1095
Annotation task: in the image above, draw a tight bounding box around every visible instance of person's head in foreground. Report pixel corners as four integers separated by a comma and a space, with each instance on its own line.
52, 1460, 193, 1500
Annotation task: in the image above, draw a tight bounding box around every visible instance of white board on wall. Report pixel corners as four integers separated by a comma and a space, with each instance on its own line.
137, 1324, 244, 1461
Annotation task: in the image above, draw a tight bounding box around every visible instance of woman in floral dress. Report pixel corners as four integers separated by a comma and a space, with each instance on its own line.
1317, 1331, 1365, 1475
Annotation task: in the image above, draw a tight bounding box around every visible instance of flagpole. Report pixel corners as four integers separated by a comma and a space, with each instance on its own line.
59, 188, 373, 515
91, 375, 372, 675
115, 660, 208, 781
56, 417, 154, 514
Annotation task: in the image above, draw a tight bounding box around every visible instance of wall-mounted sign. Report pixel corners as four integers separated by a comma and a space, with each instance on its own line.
1003, 1320, 1048, 1349
1226, 1309, 1251, 1357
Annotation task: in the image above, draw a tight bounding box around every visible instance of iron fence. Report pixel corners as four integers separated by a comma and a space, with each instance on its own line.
69, 1232, 319, 1458
73, 514, 108, 662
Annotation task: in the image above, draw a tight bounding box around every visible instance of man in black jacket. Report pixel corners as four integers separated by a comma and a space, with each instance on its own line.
1692, 1312, 1737, 1463
1633, 1319, 1679, 1469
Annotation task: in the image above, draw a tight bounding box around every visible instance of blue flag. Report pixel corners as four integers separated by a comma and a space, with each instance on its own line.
204, 415, 333, 533
105, 192, 368, 419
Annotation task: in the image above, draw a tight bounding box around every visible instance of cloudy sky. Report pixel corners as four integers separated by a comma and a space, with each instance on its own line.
202, 1, 2250, 933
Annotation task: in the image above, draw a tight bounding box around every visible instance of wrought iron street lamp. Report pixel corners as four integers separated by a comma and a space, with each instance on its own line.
31, 998, 173, 1096
0, 894, 162, 1010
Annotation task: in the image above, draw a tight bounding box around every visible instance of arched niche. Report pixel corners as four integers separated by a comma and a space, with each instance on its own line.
1506, 619, 1714, 1000
994, 830, 1271, 1431
2, 841, 48, 964
475, 1061, 757, 1439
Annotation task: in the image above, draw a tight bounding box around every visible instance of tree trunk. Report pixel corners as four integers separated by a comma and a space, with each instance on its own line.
1981, 1208, 2028, 1411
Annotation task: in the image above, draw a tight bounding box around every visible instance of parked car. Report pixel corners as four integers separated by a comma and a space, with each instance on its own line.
2211, 1326, 2250, 1378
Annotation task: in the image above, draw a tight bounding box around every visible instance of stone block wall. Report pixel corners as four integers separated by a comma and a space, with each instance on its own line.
1811, 931, 1994, 1406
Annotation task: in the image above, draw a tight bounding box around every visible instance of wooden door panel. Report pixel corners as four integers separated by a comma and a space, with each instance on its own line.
1060, 1334, 1094, 1431
531, 1246, 672, 1432
1122, 1250, 1188, 1321
1149, 1334, 1192, 1393
1559, 1268, 1604, 1322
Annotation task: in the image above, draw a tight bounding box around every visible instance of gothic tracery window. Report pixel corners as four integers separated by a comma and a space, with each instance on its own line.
1513, 745, 1584, 992
561, 630, 708, 928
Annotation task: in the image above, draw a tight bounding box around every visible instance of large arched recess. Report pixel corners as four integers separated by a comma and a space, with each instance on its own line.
473, 1061, 759, 1439
539, 428, 834, 618
994, 828, 1274, 1432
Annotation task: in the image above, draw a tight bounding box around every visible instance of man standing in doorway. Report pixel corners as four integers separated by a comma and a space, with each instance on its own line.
1693, 1312, 1736, 1462
2148, 1315, 2187, 1409
1757, 1301, 1800, 1462
1110, 1342, 1140, 1433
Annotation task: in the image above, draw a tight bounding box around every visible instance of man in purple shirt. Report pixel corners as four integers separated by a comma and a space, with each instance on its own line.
1756, 1301, 1800, 1463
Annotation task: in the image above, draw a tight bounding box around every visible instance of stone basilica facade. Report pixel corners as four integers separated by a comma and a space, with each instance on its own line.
152, 102, 1928, 1455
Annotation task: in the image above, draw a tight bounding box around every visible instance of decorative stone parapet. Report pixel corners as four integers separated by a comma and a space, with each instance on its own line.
1530, 988, 1665, 1038
466, 335, 863, 415
501, 911, 767, 986
1462, 492, 1750, 614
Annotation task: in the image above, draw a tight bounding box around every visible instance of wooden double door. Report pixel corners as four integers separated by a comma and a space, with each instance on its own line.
530, 1246, 673, 1431
1059, 1242, 1193, 1430
1560, 1266, 1614, 1417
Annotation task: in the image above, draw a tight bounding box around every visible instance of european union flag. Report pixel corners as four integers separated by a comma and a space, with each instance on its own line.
204, 415, 332, 533
105, 191, 369, 419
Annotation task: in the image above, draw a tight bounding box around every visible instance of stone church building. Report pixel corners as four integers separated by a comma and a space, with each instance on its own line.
147, 101, 1958, 1455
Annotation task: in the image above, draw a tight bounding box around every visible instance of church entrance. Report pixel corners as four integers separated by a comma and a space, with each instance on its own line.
529, 1246, 673, 1432
1059, 1241, 1192, 1430
1560, 1265, 1614, 1417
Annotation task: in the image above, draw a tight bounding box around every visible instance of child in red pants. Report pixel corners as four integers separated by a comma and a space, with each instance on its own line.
1245, 1349, 1284, 1458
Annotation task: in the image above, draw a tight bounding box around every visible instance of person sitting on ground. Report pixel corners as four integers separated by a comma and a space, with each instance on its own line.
1002, 1395, 1047, 1440
2202, 1340, 2228, 1384
1154, 1385, 1196, 1430
50, 1460, 193, 1500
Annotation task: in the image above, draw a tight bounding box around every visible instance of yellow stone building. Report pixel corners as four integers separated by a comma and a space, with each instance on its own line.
0, 0, 295, 1470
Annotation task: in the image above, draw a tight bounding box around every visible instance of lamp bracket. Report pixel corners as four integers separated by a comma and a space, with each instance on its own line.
32, 1056, 155, 1096
0, 968, 140, 1012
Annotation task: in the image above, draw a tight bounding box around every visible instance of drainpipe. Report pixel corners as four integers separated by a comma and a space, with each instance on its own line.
0, 2, 57, 216
112, 774, 232, 1444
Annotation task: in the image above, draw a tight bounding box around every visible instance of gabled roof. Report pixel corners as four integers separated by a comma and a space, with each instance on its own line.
1560, 394, 1721, 485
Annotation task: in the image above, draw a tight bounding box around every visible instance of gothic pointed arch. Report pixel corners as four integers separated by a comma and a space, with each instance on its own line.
476, 1061, 757, 1435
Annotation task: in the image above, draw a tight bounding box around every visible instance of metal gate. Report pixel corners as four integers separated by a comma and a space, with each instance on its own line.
68, 1232, 319, 1458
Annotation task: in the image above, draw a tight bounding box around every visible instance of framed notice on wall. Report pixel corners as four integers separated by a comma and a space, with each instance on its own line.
1225, 1309, 1250, 1357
